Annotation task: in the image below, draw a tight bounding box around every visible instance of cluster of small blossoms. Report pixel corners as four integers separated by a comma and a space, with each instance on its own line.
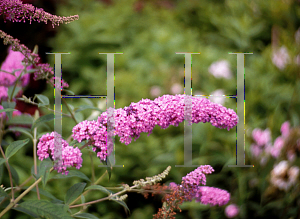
153, 165, 230, 219
72, 94, 239, 161
250, 121, 293, 165
37, 132, 82, 175
182, 165, 214, 186
0, 0, 79, 28
194, 186, 230, 206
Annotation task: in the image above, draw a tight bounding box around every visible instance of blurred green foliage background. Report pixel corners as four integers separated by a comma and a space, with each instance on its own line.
2, 0, 300, 218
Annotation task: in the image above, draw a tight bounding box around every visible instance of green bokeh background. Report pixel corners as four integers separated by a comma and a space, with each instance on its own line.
1, 0, 300, 218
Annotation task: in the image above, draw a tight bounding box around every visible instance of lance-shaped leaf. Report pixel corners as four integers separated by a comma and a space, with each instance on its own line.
65, 182, 86, 205
8, 86, 22, 99
1, 101, 16, 120
0, 158, 6, 166
32, 113, 54, 130
6, 127, 33, 139
35, 94, 50, 107
0, 186, 9, 202
110, 198, 130, 215
5, 139, 29, 159
6, 115, 33, 125
23, 186, 61, 201
39, 159, 52, 188
0, 108, 17, 113
18, 200, 73, 219
75, 105, 104, 113
51, 170, 91, 182
85, 185, 114, 196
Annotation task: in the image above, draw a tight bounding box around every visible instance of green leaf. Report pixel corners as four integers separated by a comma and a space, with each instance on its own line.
7, 115, 33, 125
75, 105, 104, 113
32, 113, 54, 130
63, 204, 69, 212
64, 182, 86, 205
0, 108, 17, 113
0, 187, 8, 198
0, 186, 8, 203
2, 101, 16, 108
5, 139, 29, 159
18, 200, 73, 219
51, 170, 91, 182
23, 186, 60, 201
110, 198, 130, 214
81, 194, 85, 204
85, 185, 114, 195
73, 213, 100, 219
0, 158, 6, 166
6, 127, 33, 139
39, 159, 52, 188
31, 165, 39, 180
35, 94, 50, 107
2, 101, 16, 120
75, 112, 84, 123
8, 164, 19, 185
8, 86, 22, 99
13, 206, 40, 218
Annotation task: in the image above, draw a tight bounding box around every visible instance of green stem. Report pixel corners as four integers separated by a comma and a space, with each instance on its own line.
69, 184, 139, 209
0, 168, 54, 218
33, 125, 40, 200
10, 66, 27, 102
62, 98, 79, 124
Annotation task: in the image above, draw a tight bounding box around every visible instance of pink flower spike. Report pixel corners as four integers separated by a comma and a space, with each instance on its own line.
182, 165, 214, 186
195, 186, 230, 206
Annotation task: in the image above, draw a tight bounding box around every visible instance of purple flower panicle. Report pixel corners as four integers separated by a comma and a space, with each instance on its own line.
37, 132, 82, 175
195, 186, 230, 206
73, 94, 239, 161
182, 165, 214, 186
0, 0, 79, 28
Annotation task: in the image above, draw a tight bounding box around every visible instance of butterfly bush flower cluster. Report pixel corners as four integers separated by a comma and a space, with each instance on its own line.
153, 165, 230, 219
37, 132, 82, 175
72, 94, 239, 162
0, 0, 79, 27
0, 0, 77, 87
